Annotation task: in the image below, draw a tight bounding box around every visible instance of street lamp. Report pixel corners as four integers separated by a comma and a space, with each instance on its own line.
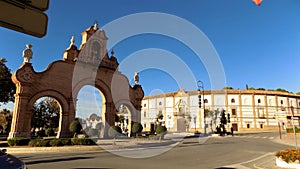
198, 80, 206, 135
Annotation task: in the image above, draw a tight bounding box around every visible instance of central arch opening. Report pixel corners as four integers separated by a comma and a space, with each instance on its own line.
76, 85, 106, 138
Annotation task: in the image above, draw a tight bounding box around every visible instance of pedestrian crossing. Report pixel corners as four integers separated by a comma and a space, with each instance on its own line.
235, 135, 275, 140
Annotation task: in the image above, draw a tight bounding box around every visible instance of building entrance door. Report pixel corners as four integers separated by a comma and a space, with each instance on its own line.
232, 123, 238, 131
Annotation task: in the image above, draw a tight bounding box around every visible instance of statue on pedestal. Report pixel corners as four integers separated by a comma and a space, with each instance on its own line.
134, 72, 139, 85
22, 44, 33, 63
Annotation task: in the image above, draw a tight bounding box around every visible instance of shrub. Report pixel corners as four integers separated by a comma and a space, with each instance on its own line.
49, 139, 63, 147
36, 130, 46, 138
69, 120, 82, 137
286, 128, 300, 133
156, 125, 167, 140
156, 125, 167, 135
28, 139, 50, 147
61, 138, 71, 145
71, 138, 96, 145
87, 128, 99, 137
276, 148, 300, 163
132, 123, 143, 135
45, 128, 55, 137
7, 138, 30, 146
28, 140, 39, 147
108, 126, 122, 139
39, 139, 50, 147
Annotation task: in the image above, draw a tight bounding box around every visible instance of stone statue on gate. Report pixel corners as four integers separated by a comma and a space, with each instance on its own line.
134, 72, 139, 85
22, 44, 33, 63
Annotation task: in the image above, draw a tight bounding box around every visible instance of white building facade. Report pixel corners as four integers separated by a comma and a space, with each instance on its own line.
141, 89, 300, 133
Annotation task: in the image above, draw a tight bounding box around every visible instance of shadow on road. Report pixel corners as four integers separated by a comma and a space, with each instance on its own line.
26, 156, 94, 165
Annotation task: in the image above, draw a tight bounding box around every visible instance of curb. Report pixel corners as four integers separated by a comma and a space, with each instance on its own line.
5, 145, 104, 154
3, 139, 176, 154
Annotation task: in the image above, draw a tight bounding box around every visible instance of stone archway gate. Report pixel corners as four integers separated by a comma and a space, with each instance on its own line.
8, 24, 144, 139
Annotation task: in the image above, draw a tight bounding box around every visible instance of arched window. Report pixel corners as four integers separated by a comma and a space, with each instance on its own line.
91, 41, 101, 59
258, 99, 261, 104
231, 98, 235, 103
204, 99, 208, 103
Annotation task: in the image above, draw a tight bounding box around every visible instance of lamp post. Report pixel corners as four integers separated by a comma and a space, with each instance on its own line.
198, 80, 206, 135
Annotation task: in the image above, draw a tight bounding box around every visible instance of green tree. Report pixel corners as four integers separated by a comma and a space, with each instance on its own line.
156, 125, 167, 140
256, 88, 265, 91
31, 97, 60, 133
108, 125, 122, 139
45, 128, 55, 137
87, 128, 98, 137
296, 92, 300, 95
156, 113, 164, 122
276, 88, 290, 93
223, 86, 233, 90
0, 58, 16, 104
69, 119, 82, 138
0, 109, 12, 135
132, 122, 143, 136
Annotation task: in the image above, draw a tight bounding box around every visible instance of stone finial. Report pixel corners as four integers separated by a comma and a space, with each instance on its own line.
70, 36, 75, 46
67, 36, 76, 49
111, 49, 115, 56
93, 21, 98, 30
134, 72, 139, 85
22, 44, 33, 63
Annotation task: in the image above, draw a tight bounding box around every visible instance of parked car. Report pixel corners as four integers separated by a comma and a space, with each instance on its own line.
0, 149, 27, 169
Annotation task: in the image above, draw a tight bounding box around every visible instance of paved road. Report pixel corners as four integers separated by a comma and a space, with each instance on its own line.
14, 132, 291, 169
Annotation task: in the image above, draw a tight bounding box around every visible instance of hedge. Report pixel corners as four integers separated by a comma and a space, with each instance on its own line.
49, 139, 64, 147
28, 139, 50, 147
7, 138, 31, 146
286, 128, 300, 133
71, 138, 96, 145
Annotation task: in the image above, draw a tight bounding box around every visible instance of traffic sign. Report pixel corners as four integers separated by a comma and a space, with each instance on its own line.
25, 0, 49, 11
275, 111, 287, 122
0, 0, 48, 38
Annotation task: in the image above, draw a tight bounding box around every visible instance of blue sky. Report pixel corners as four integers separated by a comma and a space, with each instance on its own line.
1, 0, 300, 115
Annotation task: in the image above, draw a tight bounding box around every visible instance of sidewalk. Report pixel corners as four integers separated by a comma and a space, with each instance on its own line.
2, 138, 176, 154
274, 132, 300, 148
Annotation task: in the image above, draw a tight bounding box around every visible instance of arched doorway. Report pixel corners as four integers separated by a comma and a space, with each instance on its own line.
116, 104, 134, 137
31, 97, 61, 138
8, 25, 144, 139
76, 85, 105, 138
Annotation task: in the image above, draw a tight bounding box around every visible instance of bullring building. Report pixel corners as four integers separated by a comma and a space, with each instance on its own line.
141, 89, 300, 133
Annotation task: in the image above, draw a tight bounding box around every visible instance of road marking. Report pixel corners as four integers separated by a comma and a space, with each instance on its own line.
226, 152, 275, 169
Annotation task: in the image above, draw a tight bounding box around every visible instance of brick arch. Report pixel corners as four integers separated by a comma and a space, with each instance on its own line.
28, 90, 69, 113
8, 27, 144, 139
27, 90, 69, 138
72, 78, 112, 104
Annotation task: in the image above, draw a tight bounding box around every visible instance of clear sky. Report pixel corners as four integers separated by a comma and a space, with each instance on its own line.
1, 0, 300, 115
